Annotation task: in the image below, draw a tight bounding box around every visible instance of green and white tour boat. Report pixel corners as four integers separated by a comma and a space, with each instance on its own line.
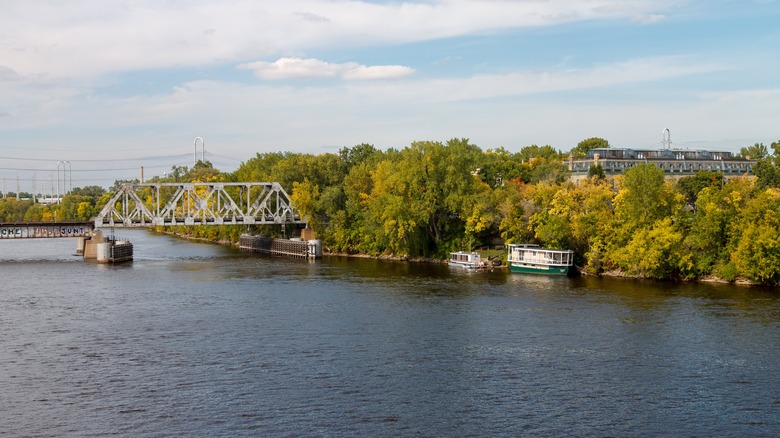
507, 244, 573, 275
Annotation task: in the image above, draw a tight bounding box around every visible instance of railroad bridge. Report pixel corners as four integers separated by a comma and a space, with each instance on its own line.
94, 182, 306, 227
1, 182, 314, 260
1, 181, 306, 238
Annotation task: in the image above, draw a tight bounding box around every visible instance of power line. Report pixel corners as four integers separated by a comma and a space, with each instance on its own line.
0, 165, 178, 172
0, 164, 183, 172
3, 145, 182, 153
0, 173, 189, 184
0, 153, 192, 162
208, 152, 246, 162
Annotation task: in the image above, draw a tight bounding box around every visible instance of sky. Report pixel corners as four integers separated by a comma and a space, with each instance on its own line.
1, 0, 779, 192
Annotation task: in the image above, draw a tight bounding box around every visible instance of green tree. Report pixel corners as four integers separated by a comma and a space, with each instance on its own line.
753, 159, 780, 188
463, 178, 499, 244
739, 143, 769, 160
729, 188, 780, 283
771, 139, 780, 165
334, 161, 380, 254
676, 170, 724, 208
339, 143, 381, 171
291, 179, 320, 230
357, 139, 483, 256
59, 195, 94, 220
544, 178, 616, 272
0, 199, 34, 221
70, 186, 106, 198
571, 137, 610, 158
476, 147, 528, 187
605, 164, 685, 275
609, 217, 685, 279
497, 180, 534, 245
168, 165, 190, 182
613, 163, 679, 230
527, 182, 573, 250
189, 160, 221, 182
682, 177, 755, 279
587, 163, 605, 180
76, 202, 95, 220
515, 145, 569, 184
517, 144, 561, 162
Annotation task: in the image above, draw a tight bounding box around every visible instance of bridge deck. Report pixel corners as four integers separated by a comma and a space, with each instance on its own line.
0, 221, 95, 239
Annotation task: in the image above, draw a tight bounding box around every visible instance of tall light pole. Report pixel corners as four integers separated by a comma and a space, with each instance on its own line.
194, 137, 204, 166
66, 161, 71, 194
56, 160, 71, 203
56, 162, 61, 202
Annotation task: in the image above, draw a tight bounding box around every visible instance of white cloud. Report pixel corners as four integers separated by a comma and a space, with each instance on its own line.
238, 58, 348, 80
0, 55, 728, 139
329, 55, 725, 103
342, 65, 415, 80
238, 57, 414, 80
0, 0, 680, 77
698, 88, 780, 102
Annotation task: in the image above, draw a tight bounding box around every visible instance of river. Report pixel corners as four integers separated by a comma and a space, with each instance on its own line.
1, 229, 778, 436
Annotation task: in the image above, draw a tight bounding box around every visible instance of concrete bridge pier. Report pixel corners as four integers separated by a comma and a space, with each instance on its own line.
82, 230, 133, 263
75, 236, 87, 255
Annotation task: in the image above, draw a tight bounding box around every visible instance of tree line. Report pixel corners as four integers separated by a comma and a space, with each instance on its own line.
3, 137, 780, 284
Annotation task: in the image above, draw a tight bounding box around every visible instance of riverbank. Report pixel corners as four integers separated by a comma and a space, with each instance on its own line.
155, 227, 764, 286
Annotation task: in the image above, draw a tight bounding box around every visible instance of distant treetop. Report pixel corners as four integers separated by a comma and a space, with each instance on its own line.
571, 137, 610, 158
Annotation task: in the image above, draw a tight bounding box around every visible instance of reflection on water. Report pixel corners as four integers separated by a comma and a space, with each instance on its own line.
1, 229, 779, 436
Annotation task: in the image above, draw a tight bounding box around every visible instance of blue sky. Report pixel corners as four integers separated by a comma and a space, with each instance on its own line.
1, 0, 779, 191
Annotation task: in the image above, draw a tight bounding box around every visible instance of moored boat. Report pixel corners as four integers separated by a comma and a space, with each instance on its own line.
449, 251, 487, 270
507, 244, 573, 275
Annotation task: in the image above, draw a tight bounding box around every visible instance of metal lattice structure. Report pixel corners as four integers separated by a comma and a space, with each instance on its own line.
95, 182, 306, 227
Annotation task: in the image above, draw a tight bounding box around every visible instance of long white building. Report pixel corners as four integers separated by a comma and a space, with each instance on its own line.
567, 147, 755, 180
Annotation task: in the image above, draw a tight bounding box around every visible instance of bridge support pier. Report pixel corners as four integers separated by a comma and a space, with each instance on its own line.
82, 230, 133, 263
75, 237, 87, 255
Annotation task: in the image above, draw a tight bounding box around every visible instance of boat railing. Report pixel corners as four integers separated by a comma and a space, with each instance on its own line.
511, 249, 573, 266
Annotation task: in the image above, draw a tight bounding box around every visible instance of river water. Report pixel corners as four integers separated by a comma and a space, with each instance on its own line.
1, 229, 779, 436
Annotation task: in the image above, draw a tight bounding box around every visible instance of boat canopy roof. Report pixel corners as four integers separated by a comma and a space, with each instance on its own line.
508, 244, 573, 253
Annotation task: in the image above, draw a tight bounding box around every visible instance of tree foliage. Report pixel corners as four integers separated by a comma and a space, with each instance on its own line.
570, 137, 610, 158
6, 137, 780, 285
740, 143, 769, 160
676, 170, 724, 208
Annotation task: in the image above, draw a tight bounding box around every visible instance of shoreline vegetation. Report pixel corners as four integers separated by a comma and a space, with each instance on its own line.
3, 137, 780, 286
158, 227, 760, 285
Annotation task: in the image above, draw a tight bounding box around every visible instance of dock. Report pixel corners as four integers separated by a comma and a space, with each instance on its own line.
239, 234, 321, 259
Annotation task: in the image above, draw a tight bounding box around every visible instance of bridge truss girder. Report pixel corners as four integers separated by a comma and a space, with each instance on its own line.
95, 182, 306, 228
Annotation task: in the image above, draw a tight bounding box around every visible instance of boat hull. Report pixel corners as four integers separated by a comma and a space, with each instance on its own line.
509, 263, 569, 275
449, 261, 483, 270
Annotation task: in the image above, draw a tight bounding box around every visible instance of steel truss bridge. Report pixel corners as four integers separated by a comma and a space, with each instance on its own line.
94, 182, 306, 228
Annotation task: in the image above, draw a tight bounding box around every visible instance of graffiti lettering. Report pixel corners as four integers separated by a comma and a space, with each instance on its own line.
1, 226, 89, 238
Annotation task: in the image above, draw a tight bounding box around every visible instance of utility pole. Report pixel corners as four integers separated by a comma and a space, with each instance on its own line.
56, 162, 61, 202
